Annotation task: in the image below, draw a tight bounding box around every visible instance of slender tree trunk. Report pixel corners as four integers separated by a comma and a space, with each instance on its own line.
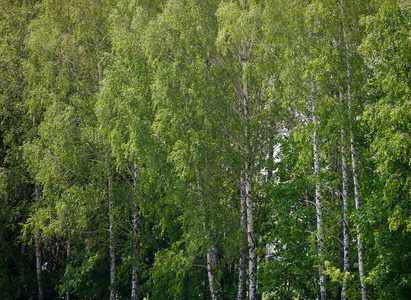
339, 89, 350, 300
236, 1, 256, 297
237, 173, 246, 300
35, 235, 43, 300
237, 29, 256, 300
312, 102, 327, 300
241, 66, 256, 300
237, 247, 246, 300
131, 164, 140, 300
66, 232, 70, 300
350, 130, 367, 300
314, 275, 320, 300
207, 244, 218, 300
339, 1, 368, 298
206, 243, 218, 300
18, 243, 25, 300
195, 168, 218, 300
109, 210, 116, 300
108, 171, 116, 300
35, 184, 44, 300
245, 158, 256, 300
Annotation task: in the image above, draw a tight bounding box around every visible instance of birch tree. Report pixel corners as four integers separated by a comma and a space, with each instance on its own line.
143, 1, 241, 298
216, 2, 271, 297
22, 0, 114, 298
96, 2, 161, 298
0, 2, 37, 298
360, 1, 411, 298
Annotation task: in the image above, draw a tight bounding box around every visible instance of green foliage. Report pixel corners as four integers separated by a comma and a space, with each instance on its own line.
323, 261, 359, 300
0, 1, 37, 298
1, 0, 411, 298
60, 249, 109, 299
359, 2, 411, 298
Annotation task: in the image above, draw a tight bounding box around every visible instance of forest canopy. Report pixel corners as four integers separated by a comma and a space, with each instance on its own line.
0, 0, 410, 299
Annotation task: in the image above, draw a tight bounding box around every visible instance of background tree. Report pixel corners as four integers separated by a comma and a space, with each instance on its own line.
0, 1, 37, 298
22, 0, 114, 298
359, 1, 411, 298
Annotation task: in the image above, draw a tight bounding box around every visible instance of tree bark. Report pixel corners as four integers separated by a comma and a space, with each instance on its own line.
195, 168, 218, 300
339, 89, 350, 300
240, 64, 256, 300
108, 170, 116, 300
339, 1, 368, 298
237, 1, 256, 297
18, 243, 25, 300
35, 235, 43, 300
66, 233, 70, 300
237, 247, 246, 300
131, 164, 140, 300
207, 244, 218, 300
312, 101, 328, 300
245, 157, 256, 300
238, 27, 256, 300
35, 184, 44, 300
350, 130, 367, 300
237, 173, 246, 300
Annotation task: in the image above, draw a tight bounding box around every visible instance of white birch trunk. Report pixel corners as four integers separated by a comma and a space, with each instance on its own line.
131, 164, 140, 300
195, 168, 218, 300
35, 235, 43, 300
233, 2, 256, 297
108, 172, 116, 300
350, 129, 367, 300
237, 173, 246, 300
237, 247, 246, 300
312, 102, 327, 300
339, 89, 350, 300
66, 233, 70, 300
245, 158, 256, 300
241, 65, 256, 300
35, 184, 44, 300
339, 1, 368, 298
239, 32, 256, 300
18, 243, 25, 300
207, 245, 218, 300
